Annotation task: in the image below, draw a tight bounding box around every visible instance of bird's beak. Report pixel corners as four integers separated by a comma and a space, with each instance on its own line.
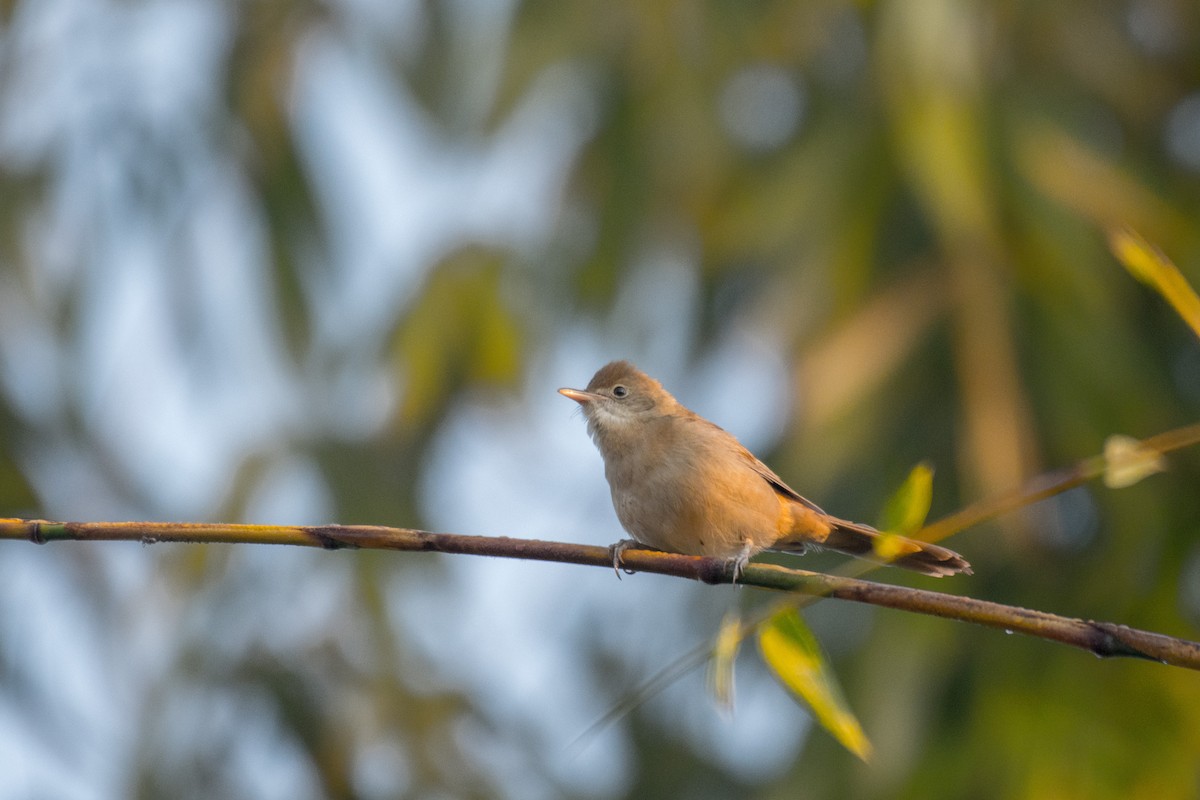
558, 387, 599, 405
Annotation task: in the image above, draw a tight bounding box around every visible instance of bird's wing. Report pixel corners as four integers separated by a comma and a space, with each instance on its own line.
683, 413, 828, 514
676, 410, 835, 515
736, 446, 827, 514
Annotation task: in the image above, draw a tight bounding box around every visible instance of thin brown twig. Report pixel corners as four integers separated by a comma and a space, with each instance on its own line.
1, 517, 1197, 669
917, 422, 1200, 544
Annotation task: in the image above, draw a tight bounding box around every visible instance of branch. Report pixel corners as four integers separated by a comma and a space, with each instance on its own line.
2, 517, 1198, 669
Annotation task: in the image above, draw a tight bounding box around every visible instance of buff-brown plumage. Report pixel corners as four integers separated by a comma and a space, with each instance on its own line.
560, 360, 970, 578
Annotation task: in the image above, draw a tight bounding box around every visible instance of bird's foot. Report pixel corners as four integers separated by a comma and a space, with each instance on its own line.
609, 538, 640, 579
728, 540, 755, 584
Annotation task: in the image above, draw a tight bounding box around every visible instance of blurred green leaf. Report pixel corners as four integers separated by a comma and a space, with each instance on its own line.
876, 461, 934, 537
0, 455, 36, 514
1109, 227, 1200, 341
708, 612, 742, 714
757, 607, 872, 761
391, 247, 524, 432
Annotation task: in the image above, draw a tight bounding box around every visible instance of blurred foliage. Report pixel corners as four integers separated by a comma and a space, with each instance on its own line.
1111, 225, 1200, 338
1, 0, 1200, 798
758, 607, 872, 762
390, 246, 524, 433
876, 460, 934, 538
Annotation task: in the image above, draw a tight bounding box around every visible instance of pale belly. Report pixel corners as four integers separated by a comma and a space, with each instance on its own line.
608, 462, 785, 559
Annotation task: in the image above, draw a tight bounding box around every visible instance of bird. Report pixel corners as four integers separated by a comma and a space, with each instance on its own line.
559, 360, 971, 580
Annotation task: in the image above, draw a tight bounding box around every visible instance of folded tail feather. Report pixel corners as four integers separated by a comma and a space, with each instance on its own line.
775, 517, 971, 578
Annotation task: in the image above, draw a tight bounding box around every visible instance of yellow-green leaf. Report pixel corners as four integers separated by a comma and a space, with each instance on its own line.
757, 607, 873, 761
872, 531, 914, 564
708, 613, 742, 714
876, 461, 935, 537
1108, 227, 1200, 341
1103, 434, 1167, 489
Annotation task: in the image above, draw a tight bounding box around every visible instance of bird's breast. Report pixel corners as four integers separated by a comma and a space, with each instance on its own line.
601, 425, 783, 558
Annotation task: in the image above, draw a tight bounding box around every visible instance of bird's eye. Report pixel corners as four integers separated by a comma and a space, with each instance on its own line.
612, 385, 628, 398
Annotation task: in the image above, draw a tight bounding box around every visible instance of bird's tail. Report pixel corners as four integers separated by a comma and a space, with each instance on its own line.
778, 516, 972, 577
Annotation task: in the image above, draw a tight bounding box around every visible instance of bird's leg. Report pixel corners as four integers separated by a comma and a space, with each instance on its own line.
608, 538, 641, 578
728, 539, 755, 584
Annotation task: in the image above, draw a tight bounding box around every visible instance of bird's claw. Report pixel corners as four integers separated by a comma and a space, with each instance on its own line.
728, 540, 754, 584
609, 538, 638, 579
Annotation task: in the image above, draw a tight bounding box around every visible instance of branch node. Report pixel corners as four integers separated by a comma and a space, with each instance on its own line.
698, 557, 730, 585
1087, 621, 1161, 662
311, 527, 352, 550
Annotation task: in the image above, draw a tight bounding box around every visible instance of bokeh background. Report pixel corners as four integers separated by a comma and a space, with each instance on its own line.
2, 1, 1200, 797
